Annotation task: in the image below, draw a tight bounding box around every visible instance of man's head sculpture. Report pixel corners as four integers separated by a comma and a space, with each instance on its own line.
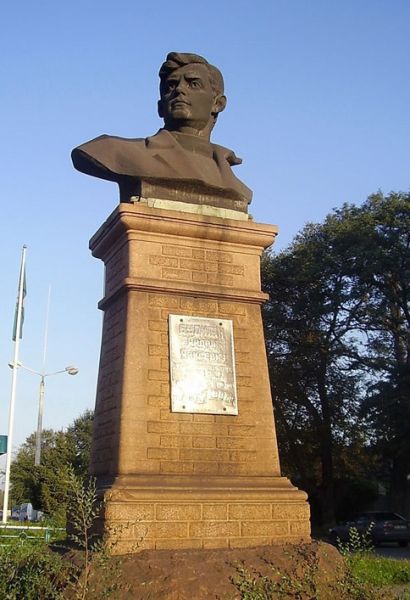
157, 52, 227, 139
71, 51, 252, 212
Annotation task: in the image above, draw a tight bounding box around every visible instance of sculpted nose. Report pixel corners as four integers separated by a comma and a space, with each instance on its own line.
175, 79, 187, 94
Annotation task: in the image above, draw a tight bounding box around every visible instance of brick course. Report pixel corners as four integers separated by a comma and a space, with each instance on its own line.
102, 497, 310, 553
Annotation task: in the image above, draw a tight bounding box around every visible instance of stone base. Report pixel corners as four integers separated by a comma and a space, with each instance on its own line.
89, 204, 311, 554
100, 475, 310, 554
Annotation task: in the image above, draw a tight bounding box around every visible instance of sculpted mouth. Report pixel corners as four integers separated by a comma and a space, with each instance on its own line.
171, 100, 190, 107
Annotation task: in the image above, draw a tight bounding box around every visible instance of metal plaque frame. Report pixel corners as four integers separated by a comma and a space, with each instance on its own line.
169, 314, 238, 415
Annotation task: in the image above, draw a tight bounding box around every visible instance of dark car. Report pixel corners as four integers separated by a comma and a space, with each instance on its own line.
329, 512, 410, 547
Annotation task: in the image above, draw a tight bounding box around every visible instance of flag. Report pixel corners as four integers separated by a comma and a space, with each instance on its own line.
12, 253, 27, 342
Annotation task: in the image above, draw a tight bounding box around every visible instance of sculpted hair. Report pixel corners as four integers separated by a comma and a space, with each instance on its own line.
159, 52, 225, 98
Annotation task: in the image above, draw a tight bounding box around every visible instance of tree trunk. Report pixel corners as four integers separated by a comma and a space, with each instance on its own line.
317, 360, 335, 526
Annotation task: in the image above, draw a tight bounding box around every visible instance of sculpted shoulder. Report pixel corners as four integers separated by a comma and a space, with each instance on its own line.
71, 134, 152, 181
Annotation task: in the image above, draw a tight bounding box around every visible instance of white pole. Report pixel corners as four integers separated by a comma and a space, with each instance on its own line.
2, 245, 27, 524
34, 286, 51, 466
42, 285, 51, 372
34, 377, 45, 467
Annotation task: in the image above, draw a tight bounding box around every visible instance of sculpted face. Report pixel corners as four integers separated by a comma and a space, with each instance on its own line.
158, 63, 226, 136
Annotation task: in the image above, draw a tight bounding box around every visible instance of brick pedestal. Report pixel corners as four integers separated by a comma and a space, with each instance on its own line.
89, 203, 310, 553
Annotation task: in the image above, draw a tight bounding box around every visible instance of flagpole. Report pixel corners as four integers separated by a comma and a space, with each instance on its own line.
2, 245, 27, 524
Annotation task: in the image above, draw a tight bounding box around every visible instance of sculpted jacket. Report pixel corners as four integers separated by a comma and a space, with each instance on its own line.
71, 129, 252, 206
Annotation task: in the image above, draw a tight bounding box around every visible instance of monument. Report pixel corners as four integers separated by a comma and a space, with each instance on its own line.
72, 52, 311, 553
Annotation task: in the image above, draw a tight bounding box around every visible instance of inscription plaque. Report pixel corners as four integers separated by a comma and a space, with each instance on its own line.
169, 314, 238, 415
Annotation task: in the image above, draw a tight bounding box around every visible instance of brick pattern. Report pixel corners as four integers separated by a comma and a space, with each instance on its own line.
90, 296, 126, 475
104, 500, 311, 553
92, 288, 280, 477
141, 292, 279, 477
149, 244, 245, 287
105, 244, 127, 296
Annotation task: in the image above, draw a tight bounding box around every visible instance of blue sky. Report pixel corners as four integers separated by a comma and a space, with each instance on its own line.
1, 0, 409, 463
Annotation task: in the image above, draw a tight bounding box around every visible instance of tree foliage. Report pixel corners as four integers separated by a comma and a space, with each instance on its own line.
262, 191, 410, 524
10, 410, 94, 523
343, 192, 410, 511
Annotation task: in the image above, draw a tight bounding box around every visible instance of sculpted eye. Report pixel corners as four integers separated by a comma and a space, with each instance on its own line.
189, 80, 202, 88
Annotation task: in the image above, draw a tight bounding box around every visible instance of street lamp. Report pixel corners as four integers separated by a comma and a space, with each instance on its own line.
8, 362, 79, 465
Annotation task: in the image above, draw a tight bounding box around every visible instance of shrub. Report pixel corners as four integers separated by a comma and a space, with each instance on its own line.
0, 543, 70, 600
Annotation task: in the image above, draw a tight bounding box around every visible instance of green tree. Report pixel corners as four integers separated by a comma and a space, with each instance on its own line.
10, 410, 94, 522
262, 191, 409, 523
329, 192, 410, 513
65, 409, 94, 480
262, 226, 369, 525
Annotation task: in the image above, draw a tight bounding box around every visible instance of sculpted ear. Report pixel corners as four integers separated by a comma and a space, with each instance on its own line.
158, 100, 164, 118
212, 94, 227, 116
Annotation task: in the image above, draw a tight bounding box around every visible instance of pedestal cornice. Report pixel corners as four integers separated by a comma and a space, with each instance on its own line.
89, 203, 278, 261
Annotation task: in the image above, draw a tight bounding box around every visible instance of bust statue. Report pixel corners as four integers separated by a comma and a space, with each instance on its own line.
71, 53, 252, 214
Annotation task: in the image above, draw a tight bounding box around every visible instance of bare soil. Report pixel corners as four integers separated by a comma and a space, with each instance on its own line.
85, 541, 348, 599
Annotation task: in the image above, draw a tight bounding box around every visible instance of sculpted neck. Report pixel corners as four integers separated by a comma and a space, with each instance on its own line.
163, 118, 215, 141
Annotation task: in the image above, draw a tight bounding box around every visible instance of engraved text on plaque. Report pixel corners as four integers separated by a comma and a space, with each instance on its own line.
169, 315, 238, 415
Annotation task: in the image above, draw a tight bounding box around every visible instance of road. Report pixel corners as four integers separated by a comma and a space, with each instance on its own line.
375, 544, 410, 560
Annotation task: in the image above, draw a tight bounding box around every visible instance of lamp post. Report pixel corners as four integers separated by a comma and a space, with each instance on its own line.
8, 362, 79, 465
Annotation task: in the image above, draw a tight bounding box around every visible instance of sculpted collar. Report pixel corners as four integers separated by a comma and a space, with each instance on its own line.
145, 129, 243, 166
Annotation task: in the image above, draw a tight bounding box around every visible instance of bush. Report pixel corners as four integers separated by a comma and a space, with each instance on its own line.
0, 542, 71, 600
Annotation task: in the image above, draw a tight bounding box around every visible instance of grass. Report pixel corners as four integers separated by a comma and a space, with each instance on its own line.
335, 525, 410, 590
0, 523, 66, 546
348, 552, 410, 587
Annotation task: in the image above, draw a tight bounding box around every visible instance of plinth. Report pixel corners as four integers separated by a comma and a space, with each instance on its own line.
89, 202, 310, 553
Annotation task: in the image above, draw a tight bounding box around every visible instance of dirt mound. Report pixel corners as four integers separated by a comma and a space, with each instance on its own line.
87, 541, 347, 599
